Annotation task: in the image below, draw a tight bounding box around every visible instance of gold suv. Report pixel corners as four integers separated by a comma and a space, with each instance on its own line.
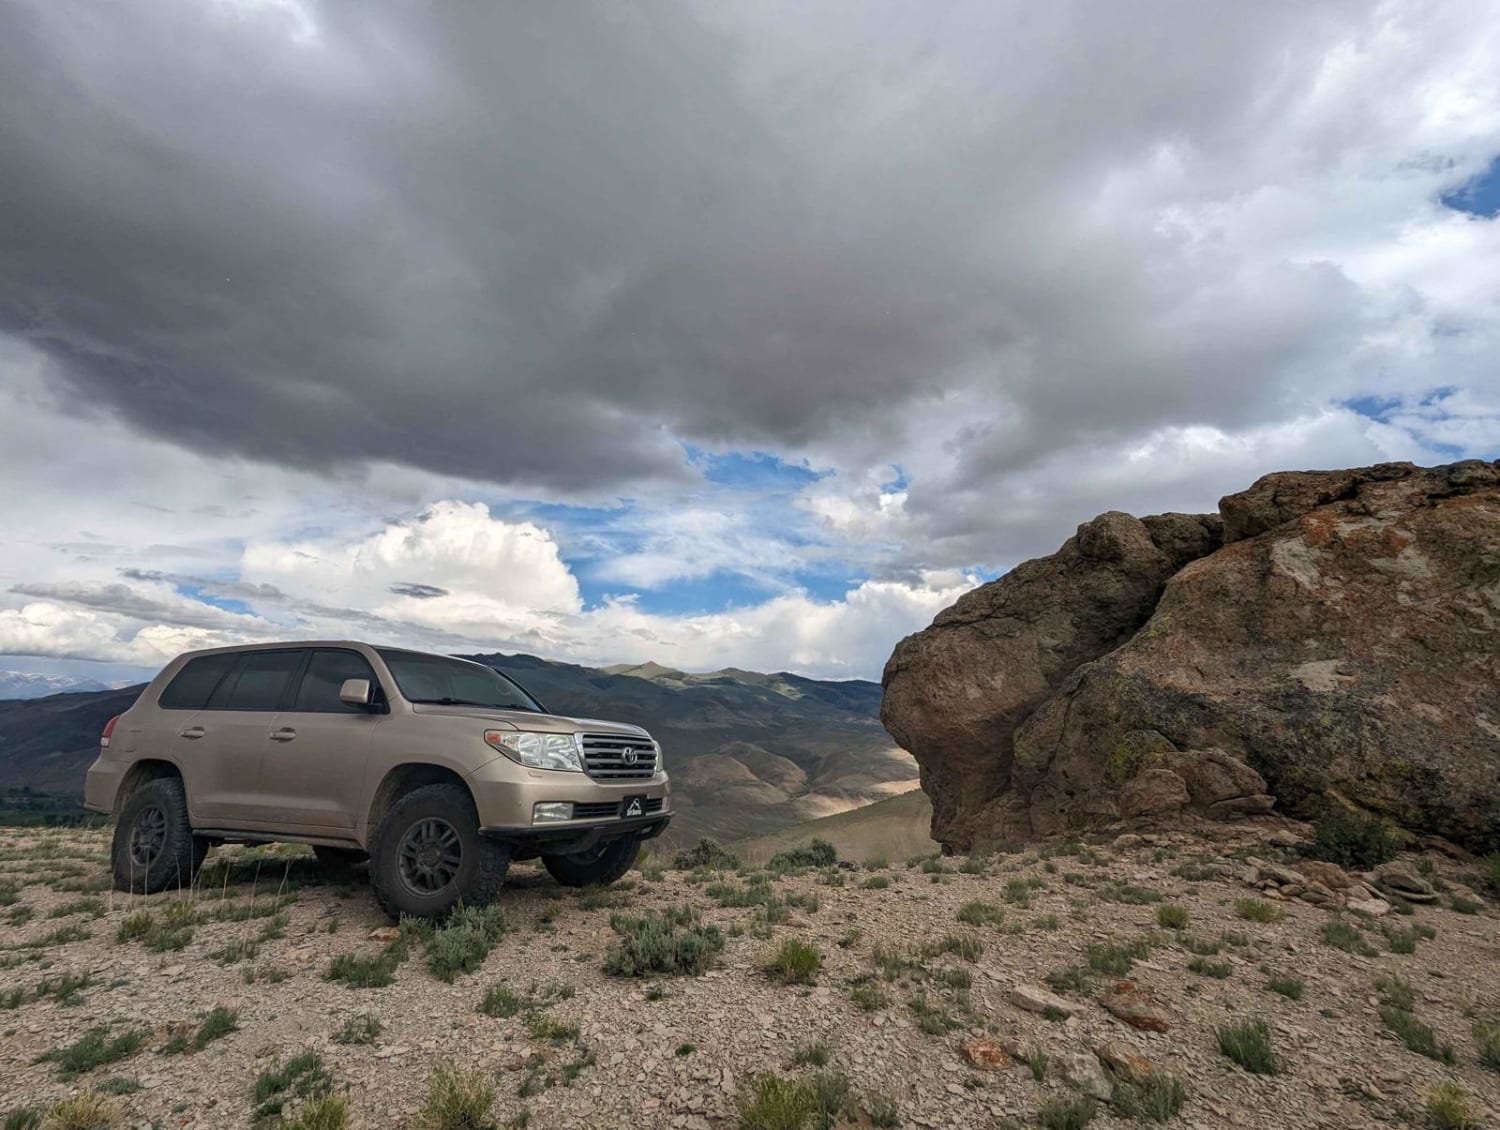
85, 642, 671, 917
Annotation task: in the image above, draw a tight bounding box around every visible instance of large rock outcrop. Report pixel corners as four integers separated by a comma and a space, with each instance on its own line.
882, 460, 1500, 853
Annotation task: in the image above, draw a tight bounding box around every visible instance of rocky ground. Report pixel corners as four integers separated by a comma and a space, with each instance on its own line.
1, 823, 1497, 1130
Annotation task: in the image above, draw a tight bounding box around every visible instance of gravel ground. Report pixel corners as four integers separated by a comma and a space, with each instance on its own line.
0, 825, 1496, 1129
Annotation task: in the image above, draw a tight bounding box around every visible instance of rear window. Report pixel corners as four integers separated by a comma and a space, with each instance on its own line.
292, 649, 380, 713
157, 653, 238, 710
209, 650, 306, 711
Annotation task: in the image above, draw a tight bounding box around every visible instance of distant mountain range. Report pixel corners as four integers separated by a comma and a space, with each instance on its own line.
0, 671, 114, 699
0, 654, 916, 843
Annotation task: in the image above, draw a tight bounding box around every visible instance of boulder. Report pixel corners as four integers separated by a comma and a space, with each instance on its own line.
1099, 980, 1170, 1032
1008, 984, 1077, 1017
883, 459, 1500, 852
880, 511, 1222, 849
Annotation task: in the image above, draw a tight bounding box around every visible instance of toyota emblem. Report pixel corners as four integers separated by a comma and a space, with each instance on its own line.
621, 747, 638, 764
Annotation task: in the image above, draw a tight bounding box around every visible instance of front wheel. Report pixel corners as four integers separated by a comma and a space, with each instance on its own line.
368, 783, 509, 920
111, 776, 207, 894
543, 837, 642, 888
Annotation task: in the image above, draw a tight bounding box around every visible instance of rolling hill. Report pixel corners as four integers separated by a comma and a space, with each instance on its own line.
0, 652, 917, 844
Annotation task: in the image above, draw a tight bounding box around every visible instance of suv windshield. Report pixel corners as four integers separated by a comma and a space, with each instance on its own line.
377, 650, 542, 712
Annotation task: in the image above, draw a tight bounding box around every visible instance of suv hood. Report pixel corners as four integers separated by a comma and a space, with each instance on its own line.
407, 703, 652, 738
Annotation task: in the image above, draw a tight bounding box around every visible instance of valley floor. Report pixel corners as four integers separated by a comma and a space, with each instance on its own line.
0, 825, 1496, 1129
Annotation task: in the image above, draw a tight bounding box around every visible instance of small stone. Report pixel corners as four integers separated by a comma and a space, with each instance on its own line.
1061, 1052, 1114, 1101
1008, 984, 1077, 1017
961, 1036, 1009, 1071
1346, 898, 1391, 917
368, 926, 400, 942
1100, 981, 1170, 1032
1095, 1041, 1155, 1082
1268, 830, 1301, 847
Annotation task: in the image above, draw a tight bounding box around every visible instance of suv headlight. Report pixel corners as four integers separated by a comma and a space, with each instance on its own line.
484, 730, 584, 772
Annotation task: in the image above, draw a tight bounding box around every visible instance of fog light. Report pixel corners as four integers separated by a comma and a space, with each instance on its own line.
533, 802, 573, 824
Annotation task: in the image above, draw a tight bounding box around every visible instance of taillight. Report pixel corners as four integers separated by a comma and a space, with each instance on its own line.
100, 715, 121, 749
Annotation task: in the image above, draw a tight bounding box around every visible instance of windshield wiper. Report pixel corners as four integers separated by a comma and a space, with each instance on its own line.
409, 696, 537, 710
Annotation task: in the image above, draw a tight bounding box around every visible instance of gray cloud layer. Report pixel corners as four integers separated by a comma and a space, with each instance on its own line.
7, 0, 1472, 503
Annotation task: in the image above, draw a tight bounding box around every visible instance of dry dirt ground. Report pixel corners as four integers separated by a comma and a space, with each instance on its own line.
1, 825, 1497, 1130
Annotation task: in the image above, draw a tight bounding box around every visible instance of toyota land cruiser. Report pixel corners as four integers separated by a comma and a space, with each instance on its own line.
84, 642, 671, 918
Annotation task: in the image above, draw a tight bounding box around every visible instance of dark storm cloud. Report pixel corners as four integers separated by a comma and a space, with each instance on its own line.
0, 0, 1384, 496
389, 582, 450, 600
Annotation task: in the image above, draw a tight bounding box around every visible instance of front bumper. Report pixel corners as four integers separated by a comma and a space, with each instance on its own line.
480, 810, 672, 854
464, 752, 671, 851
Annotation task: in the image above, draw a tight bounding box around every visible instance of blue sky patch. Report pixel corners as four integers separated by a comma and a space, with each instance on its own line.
178, 584, 255, 617
1441, 156, 1500, 217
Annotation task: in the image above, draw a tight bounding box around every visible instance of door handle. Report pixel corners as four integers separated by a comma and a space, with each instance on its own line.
180, 726, 205, 739
269, 728, 297, 742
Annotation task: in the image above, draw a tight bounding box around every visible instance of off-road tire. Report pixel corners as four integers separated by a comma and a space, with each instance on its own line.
368, 782, 509, 920
111, 776, 207, 894
313, 845, 369, 868
542, 836, 642, 888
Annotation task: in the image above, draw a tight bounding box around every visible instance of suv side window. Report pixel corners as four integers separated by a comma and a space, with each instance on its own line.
292, 649, 381, 713
157, 653, 238, 710
208, 649, 306, 711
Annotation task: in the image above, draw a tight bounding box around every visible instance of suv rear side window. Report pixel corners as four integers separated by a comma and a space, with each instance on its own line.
292, 649, 380, 713
157, 653, 238, 710
209, 650, 306, 711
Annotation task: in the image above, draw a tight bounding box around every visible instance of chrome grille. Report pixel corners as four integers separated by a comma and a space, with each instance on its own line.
580, 733, 658, 780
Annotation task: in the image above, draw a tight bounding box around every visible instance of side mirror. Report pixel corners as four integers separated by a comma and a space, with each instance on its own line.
339, 678, 375, 707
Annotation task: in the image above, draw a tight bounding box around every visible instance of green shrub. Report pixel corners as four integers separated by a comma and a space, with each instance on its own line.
326, 951, 398, 988
1474, 1017, 1500, 1072
1322, 919, 1375, 956
1426, 1083, 1480, 1130
737, 1072, 816, 1130
956, 901, 1004, 927
1155, 904, 1189, 929
36, 1092, 122, 1130
602, 905, 724, 977
426, 905, 507, 982
921, 933, 983, 961
763, 939, 821, 984
1037, 1095, 1097, 1130
671, 839, 740, 871
191, 1006, 238, 1050
252, 1052, 332, 1122
862, 876, 890, 890
1380, 1006, 1454, 1062
1266, 974, 1303, 1000
279, 1095, 351, 1130
1448, 894, 1482, 915
36, 1026, 148, 1077
1306, 808, 1403, 869
848, 982, 888, 1011
1233, 898, 1281, 923
414, 1065, 495, 1130
1098, 883, 1162, 905
1216, 1019, 1280, 1074
768, 839, 838, 871
1111, 1072, 1186, 1123
1087, 938, 1152, 977
808, 1071, 850, 1129
479, 984, 524, 1018
1187, 957, 1232, 979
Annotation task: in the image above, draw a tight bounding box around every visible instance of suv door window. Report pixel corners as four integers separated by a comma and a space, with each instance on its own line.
210, 649, 306, 711
292, 649, 381, 713
158, 653, 238, 710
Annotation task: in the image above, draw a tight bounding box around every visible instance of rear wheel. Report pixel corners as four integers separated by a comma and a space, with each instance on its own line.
368, 783, 509, 920
111, 776, 206, 894
543, 836, 642, 888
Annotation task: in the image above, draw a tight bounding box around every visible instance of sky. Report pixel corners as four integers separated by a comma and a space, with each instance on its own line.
1, 0, 1498, 685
